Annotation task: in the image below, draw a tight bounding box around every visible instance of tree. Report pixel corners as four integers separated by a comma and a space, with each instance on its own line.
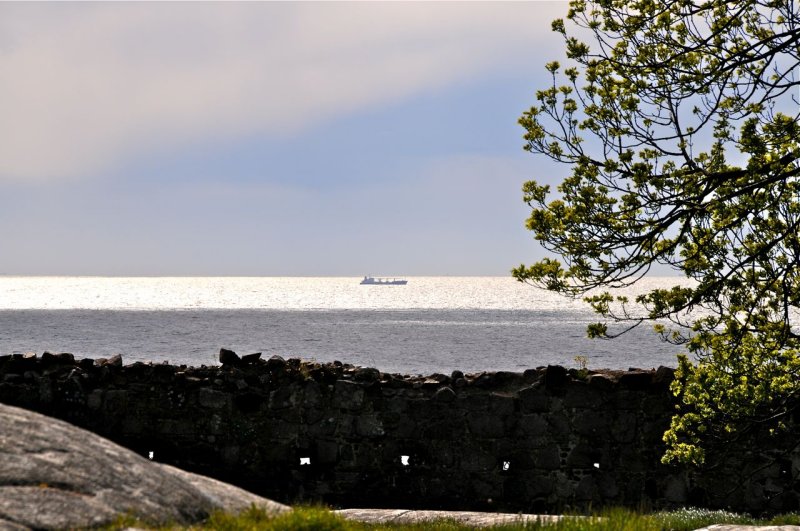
513, 0, 800, 466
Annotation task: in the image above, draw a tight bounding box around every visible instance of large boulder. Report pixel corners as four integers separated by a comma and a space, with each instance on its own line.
0, 403, 288, 530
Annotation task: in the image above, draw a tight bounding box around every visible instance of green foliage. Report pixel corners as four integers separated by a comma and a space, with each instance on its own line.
514, 0, 800, 465
573, 355, 589, 379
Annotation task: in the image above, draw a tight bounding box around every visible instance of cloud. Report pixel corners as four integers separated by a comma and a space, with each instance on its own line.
0, 2, 566, 183
174, 153, 537, 275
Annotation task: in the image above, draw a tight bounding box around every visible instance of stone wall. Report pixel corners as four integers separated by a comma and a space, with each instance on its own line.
0, 350, 798, 514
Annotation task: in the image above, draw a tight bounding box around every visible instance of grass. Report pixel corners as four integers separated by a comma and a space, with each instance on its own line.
108, 505, 800, 530
650, 508, 756, 530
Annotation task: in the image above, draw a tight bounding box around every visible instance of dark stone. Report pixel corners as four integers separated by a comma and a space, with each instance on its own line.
598, 474, 620, 500
354, 367, 381, 382
546, 413, 571, 441
316, 440, 339, 464
610, 411, 638, 443
1, 360, 796, 515
268, 386, 295, 410
467, 414, 505, 438
41, 351, 57, 366
618, 370, 652, 390
333, 380, 364, 410
563, 383, 603, 409
573, 409, 609, 438
57, 352, 75, 364
653, 366, 675, 388
517, 414, 548, 437
471, 372, 496, 388
219, 348, 240, 366
533, 445, 561, 470
490, 371, 520, 386
8, 353, 37, 373
575, 476, 597, 500
588, 373, 614, 390
433, 386, 456, 403
544, 365, 568, 390
266, 355, 287, 372
355, 414, 385, 437
451, 370, 464, 381
234, 392, 264, 413
198, 388, 230, 410
487, 393, 515, 416
153, 363, 177, 380
519, 384, 549, 412
523, 368, 541, 380
566, 442, 602, 468
241, 352, 262, 365
524, 474, 555, 498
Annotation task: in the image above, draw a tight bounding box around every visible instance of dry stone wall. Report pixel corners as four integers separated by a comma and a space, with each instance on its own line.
0, 350, 797, 514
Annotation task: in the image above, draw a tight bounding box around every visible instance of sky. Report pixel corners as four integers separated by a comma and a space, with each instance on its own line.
0, 1, 570, 276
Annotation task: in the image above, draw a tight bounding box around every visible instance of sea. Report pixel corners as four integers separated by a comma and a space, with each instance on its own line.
0, 276, 691, 375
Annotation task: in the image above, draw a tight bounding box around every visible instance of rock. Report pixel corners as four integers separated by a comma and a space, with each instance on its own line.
7, 354, 36, 373
693, 527, 800, 531
354, 367, 381, 382
653, 365, 675, 388
266, 355, 287, 372
333, 380, 365, 410
518, 383, 549, 412
618, 370, 652, 390
241, 352, 262, 365
433, 386, 456, 403
160, 464, 286, 515
219, 348, 240, 366
544, 365, 568, 389
99, 353, 122, 367
523, 368, 540, 380
471, 372, 495, 388
587, 373, 614, 390
56, 353, 75, 364
336, 509, 565, 527
0, 403, 288, 530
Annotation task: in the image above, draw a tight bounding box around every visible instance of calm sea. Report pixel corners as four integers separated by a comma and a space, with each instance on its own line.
0, 276, 688, 375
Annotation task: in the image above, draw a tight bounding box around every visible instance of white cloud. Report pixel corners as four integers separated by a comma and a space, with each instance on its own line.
0, 2, 566, 182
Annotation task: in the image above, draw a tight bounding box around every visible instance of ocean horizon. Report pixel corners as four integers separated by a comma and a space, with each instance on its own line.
0, 276, 688, 374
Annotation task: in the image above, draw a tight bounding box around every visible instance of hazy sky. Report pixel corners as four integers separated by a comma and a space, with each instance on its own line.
1, 1, 569, 276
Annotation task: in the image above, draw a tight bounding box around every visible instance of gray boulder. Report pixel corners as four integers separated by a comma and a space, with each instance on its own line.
0, 403, 288, 530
